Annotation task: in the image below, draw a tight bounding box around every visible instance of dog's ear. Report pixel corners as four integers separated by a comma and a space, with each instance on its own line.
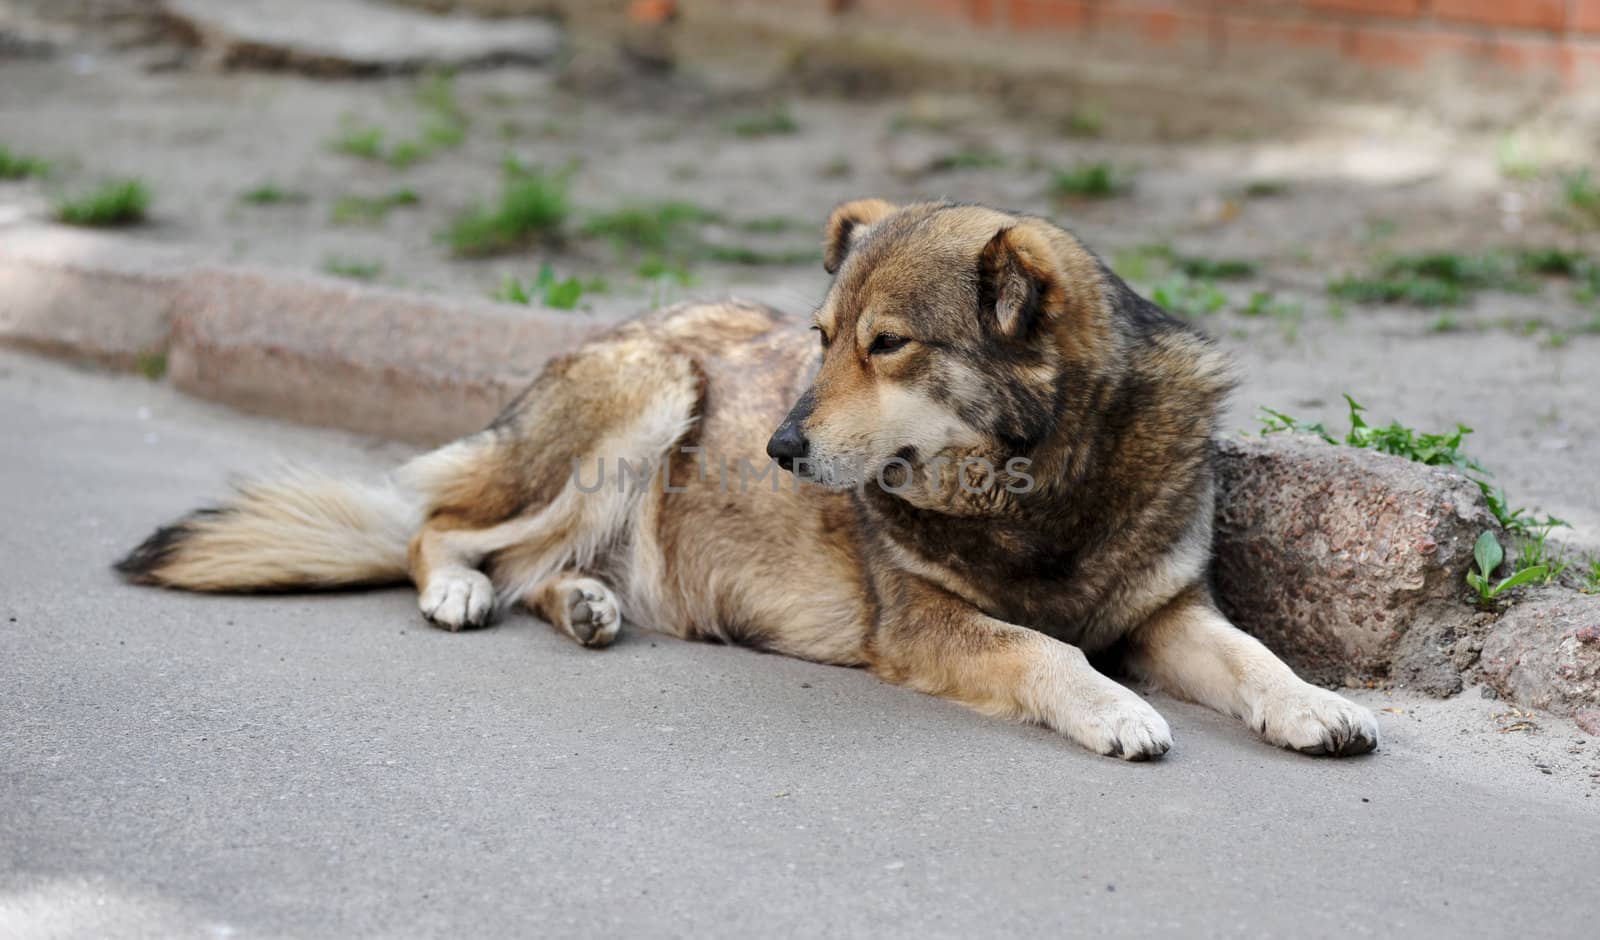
823, 198, 898, 274
977, 223, 1063, 339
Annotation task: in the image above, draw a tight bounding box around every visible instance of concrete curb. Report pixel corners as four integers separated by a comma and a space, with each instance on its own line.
167, 268, 601, 443
3, 225, 1595, 721
1, 223, 606, 443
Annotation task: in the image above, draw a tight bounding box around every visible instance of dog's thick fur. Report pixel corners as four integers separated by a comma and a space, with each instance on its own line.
117, 200, 1378, 760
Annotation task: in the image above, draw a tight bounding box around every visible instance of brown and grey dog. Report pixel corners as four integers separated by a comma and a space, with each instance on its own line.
117, 199, 1378, 760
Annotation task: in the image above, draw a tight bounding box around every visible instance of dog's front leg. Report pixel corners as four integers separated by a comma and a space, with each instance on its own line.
1126, 586, 1379, 756
869, 578, 1172, 760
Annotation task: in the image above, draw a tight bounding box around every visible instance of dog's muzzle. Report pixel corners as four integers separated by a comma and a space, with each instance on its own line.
765, 420, 809, 471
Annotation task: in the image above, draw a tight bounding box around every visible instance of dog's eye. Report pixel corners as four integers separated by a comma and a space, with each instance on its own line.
868, 333, 909, 355
812, 325, 830, 349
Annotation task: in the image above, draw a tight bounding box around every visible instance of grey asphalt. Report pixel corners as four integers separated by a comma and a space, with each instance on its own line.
3, 350, 1598, 940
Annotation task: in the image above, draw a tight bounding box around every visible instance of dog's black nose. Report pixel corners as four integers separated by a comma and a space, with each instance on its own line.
766, 421, 809, 470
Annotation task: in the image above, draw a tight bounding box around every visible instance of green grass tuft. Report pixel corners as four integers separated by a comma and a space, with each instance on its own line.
0, 146, 52, 180
1050, 162, 1130, 200
1150, 275, 1226, 318
724, 106, 799, 138
445, 161, 570, 257
1327, 250, 1563, 307
240, 183, 308, 206
493, 264, 608, 311
331, 188, 421, 225
1059, 107, 1104, 139
135, 352, 167, 381
329, 76, 469, 169
331, 126, 387, 161
1176, 256, 1256, 280
819, 156, 854, 179
582, 201, 721, 253
1560, 168, 1600, 226
1241, 179, 1289, 198
55, 179, 150, 226
739, 216, 803, 234
698, 245, 821, 266
927, 148, 1006, 173
322, 257, 384, 280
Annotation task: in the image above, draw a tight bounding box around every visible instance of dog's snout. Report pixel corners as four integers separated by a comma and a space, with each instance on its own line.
766, 421, 809, 470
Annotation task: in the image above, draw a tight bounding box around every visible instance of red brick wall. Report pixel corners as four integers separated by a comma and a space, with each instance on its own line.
703, 1, 1600, 86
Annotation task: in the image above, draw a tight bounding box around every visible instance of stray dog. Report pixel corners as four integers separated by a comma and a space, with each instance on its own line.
117, 200, 1379, 760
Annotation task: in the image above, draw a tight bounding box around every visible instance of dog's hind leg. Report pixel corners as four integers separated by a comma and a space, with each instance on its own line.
1125, 585, 1379, 756
399, 331, 702, 634
525, 572, 622, 648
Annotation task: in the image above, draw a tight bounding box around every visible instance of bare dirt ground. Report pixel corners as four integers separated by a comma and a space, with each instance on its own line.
1, 12, 1597, 560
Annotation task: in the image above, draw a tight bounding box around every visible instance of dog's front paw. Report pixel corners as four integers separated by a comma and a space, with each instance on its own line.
1062, 687, 1173, 761
420, 570, 494, 631
1252, 684, 1379, 756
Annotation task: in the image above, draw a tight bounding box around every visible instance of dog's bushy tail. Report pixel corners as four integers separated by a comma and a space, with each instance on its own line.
114, 470, 421, 592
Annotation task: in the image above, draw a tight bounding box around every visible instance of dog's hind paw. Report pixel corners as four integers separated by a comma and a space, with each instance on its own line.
1065, 688, 1173, 761
420, 570, 495, 632
1253, 685, 1379, 757
558, 578, 621, 648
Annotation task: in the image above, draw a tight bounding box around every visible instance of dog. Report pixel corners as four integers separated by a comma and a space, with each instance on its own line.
116, 199, 1379, 760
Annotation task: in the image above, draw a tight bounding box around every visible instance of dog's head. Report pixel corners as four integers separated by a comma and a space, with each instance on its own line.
766, 200, 1108, 490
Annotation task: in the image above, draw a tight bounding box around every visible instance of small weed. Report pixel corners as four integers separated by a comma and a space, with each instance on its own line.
1466, 531, 1547, 605
1050, 162, 1130, 200
819, 156, 854, 179
322, 257, 383, 280
583, 201, 721, 253
1329, 274, 1463, 307
1581, 556, 1600, 594
240, 183, 307, 206
413, 71, 464, 122
1110, 242, 1174, 284
330, 75, 468, 169
1059, 107, 1104, 139
446, 161, 570, 257
1496, 135, 1545, 181
1150, 274, 1226, 318
1516, 247, 1585, 276
699, 245, 820, 266
1240, 291, 1273, 317
0, 146, 52, 180
927, 148, 1006, 173
494, 264, 606, 311
725, 106, 799, 138
135, 352, 167, 381
1328, 251, 1550, 307
637, 255, 694, 284
1240, 291, 1303, 338
1176, 256, 1256, 280
330, 126, 387, 161
331, 188, 420, 225
740, 216, 802, 234
1516, 530, 1568, 586
1560, 168, 1600, 225
1260, 395, 1566, 544
1241, 179, 1289, 198
1430, 312, 1466, 334
55, 178, 150, 226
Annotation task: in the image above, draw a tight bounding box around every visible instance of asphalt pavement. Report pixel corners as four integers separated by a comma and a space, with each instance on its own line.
3, 351, 1597, 939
